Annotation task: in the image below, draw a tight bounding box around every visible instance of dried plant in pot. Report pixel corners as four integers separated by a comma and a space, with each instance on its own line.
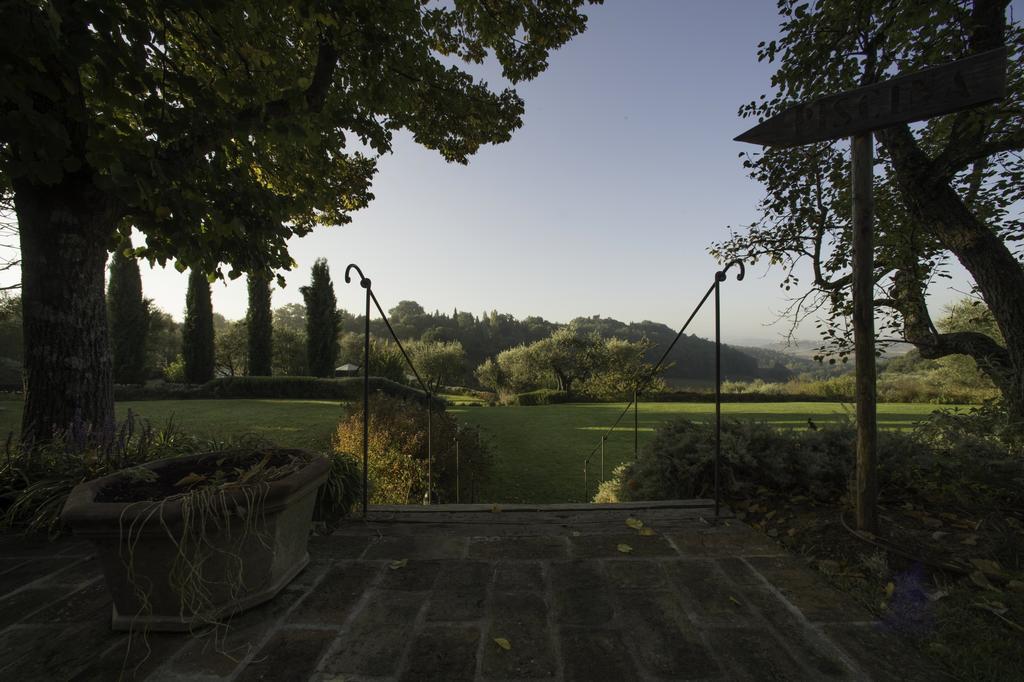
61, 447, 329, 632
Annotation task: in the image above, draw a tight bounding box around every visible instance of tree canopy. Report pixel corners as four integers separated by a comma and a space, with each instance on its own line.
714, 0, 1024, 416
2, 0, 601, 439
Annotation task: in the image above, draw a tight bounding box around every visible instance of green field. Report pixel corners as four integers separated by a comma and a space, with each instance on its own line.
0, 399, 347, 452
0, 398, 968, 504
450, 401, 970, 504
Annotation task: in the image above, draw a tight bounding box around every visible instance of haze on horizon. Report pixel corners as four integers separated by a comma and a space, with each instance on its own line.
3, 1, 998, 347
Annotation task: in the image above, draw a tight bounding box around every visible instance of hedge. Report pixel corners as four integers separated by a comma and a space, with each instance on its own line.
113, 376, 442, 407
512, 389, 569, 406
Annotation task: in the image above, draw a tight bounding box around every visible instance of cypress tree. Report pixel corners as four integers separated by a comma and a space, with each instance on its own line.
182, 269, 215, 384
301, 258, 340, 377
107, 245, 149, 384
246, 271, 273, 376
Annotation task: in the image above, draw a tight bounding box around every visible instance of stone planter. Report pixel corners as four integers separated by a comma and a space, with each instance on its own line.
61, 448, 329, 631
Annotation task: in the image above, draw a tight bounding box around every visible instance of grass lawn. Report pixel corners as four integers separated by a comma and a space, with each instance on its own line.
0, 398, 971, 504
0, 399, 347, 452
450, 401, 973, 504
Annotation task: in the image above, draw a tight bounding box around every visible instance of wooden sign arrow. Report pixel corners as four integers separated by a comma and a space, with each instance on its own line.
735, 47, 1007, 147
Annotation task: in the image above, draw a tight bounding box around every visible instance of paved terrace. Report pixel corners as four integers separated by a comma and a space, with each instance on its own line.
0, 501, 944, 681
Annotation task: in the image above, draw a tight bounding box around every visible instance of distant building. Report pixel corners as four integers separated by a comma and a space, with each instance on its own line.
334, 363, 360, 377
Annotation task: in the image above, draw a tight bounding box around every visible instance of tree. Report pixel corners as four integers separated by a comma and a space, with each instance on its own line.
145, 304, 182, 378
182, 270, 215, 384
474, 358, 505, 392
106, 245, 149, 384
487, 326, 660, 399
714, 0, 1024, 418
246, 272, 273, 376
3, 1, 599, 442
272, 327, 307, 376
273, 303, 307, 335
216, 320, 248, 378
302, 259, 340, 377
407, 340, 467, 392
272, 303, 307, 375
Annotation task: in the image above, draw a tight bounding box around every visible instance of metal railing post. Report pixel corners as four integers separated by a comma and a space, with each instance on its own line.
633, 389, 639, 460
455, 437, 460, 504
583, 459, 589, 502
426, 396, 432, 505
714, 276, 721, 520
713, 260, 744, 520
345, 264, 372, 518
579, 260, 743, 508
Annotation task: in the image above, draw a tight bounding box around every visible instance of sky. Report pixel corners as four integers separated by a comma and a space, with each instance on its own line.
12, 1, 1010, 345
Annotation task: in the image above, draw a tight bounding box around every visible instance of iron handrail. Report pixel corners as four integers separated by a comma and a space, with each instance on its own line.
582, 260, 744, 516
345, 263, 437, 516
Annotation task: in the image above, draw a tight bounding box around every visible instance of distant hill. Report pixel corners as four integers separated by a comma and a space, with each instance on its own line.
569, 317, 786, 385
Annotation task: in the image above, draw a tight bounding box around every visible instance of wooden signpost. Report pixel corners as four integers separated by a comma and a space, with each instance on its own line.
735, 47, 1007, 533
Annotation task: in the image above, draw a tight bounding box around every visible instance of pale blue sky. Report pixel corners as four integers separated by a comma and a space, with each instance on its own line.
122, 2, 1004, 342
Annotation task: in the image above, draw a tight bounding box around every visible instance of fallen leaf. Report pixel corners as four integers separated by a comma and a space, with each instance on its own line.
1007, 580, 1024, 593
765, 510, 777, 520
728, 596, 742, 606
625, 518, 644, 530
969, 558, 1003, 575
927, 589, 950, 602
389, 559, 408, 570
787, 528, 797, 538
931, 531, 948, 541
638, 528, 656, 537
491, 504, 501, 513
766, 528, 779, 538
571, 530, 581, 537
961, 535, 978, 546
493, 637, 511, 651
174, 472, 206, 487
969, 570, 1002, 593
617, 543, 633, 554
885, 582, 895, 598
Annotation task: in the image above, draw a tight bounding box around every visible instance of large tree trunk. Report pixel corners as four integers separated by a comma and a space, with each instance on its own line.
15, 179, 114, 444
878, 124, 1024, 420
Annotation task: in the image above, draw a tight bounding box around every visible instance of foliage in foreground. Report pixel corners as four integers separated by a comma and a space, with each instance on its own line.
0, 413, 360, 537
334, 394, 491, 504
595, 403, 1024, 509
0, 413, 231, 536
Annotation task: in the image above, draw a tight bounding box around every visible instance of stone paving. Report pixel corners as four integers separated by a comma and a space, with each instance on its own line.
0, 501, 947, 681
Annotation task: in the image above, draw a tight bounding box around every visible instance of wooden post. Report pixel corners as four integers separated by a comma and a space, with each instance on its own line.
851, 133, 878, 534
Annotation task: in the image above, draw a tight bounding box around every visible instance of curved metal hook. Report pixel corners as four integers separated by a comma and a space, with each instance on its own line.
715, 259, 745, 283
344, 263, 371, 288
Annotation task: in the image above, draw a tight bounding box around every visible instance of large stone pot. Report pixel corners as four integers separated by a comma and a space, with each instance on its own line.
61, 448, 329, 631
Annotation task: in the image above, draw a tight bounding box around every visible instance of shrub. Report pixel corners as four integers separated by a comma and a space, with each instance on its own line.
164, 355, 187, 384
0, 412, 258, 536
313, 451, 362, 530
596, 408, 1024, 510
510, 389, 569, 406
333, 394, 490, 504
200, 375, 440, 405
596, 419, 858, 503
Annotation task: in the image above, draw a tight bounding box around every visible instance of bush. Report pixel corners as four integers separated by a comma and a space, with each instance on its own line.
333, 394, 491, 504
595, 419, 859, 503
110, 375, 441, 405
313, 451, 362, 530
163, 355, 187, 383
0, 411, 263, 536
596, 408, 1024, 510
510, 389, 569, 406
